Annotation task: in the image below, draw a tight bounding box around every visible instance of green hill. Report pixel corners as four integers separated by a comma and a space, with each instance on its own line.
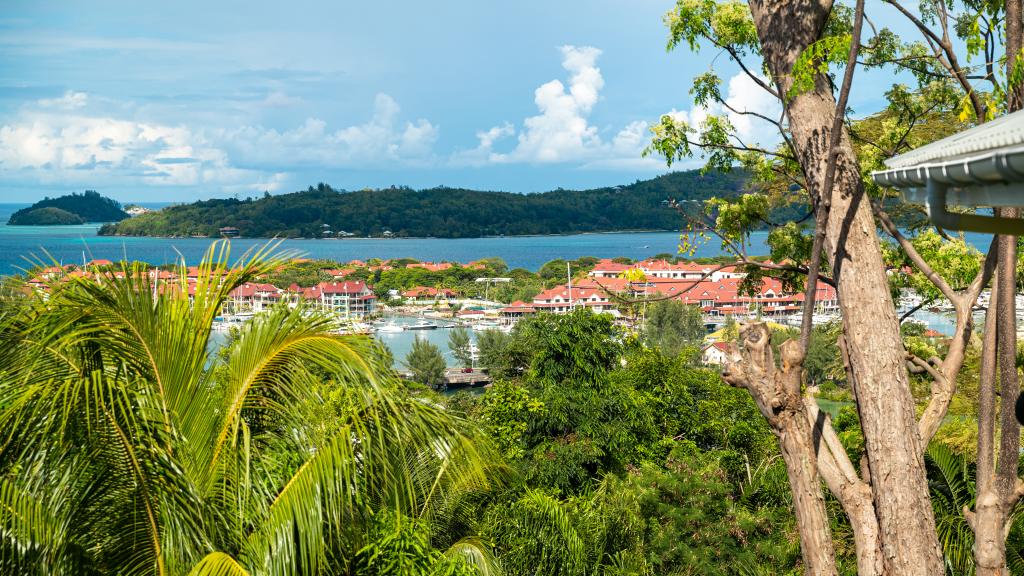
8, 190, 128, 225
9, 207, 86, 225
100, 170, 800, 238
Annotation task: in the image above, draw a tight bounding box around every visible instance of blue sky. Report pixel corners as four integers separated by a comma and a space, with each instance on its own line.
0, 1, 899, 202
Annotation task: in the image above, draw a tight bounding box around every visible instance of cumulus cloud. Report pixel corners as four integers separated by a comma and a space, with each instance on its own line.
450, 122, 515, 166
721, 73, 782, 146
499, 45, 604, 163
456, 45, 668, 170
0, 90, 439, 195
221, 93, 437, 168
664, 73, 781, 148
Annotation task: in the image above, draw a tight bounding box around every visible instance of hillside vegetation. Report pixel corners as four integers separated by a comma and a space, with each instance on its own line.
99, 170, 802, 238
8, 190, 128, 225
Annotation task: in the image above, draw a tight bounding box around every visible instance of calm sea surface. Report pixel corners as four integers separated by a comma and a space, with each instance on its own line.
0, 202, 775, 274
1, 202, 993, 349
1, 203, 995, 275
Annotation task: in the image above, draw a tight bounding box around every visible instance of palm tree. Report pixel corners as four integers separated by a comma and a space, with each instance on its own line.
0, 242, 502, 576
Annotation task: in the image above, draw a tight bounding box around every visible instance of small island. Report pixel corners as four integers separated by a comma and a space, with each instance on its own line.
99, 170, 790, 238
8, 190, 129, 226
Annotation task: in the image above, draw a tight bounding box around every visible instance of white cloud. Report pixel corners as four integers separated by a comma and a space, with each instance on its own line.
721, 73, 782, 146
450, 122, 515, 166
37, 91, 88, 110
260, 91, 303, 108
500, 45, 604, 163
457, 45, 666, 171
660, 73, 781, 149
0, 90, 440, 195
221, 93, 438, 168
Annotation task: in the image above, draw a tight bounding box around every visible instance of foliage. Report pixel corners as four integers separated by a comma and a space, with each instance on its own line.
642, 299, 706, 357
8, 190, 128, 225
7, 207, 85, 225
448, 327, 474, 369
405, 336, 448, 389
99, 171, 760, 239
0, 241, 500, 575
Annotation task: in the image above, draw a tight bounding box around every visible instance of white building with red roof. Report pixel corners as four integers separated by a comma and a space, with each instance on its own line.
702, 342, 737, 365
301, 280, 376, 317
402, 286, 458, 301
227, 282, 284, 313
531, 285, 613, 313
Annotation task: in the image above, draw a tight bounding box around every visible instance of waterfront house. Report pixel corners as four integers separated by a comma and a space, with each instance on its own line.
227, 282, 284, 313
498, 300, 538, 325
402, 286, 458, 302
531, 285, 614, 313
301, 280, 376, 317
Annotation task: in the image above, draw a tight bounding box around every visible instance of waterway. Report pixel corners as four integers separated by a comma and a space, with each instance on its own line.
1, 202, 997, 348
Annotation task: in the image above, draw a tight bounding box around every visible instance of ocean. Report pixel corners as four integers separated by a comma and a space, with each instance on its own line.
0, 202, 772, 274
1, 202, 992, 362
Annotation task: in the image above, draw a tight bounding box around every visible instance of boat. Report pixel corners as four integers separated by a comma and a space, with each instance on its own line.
375, 322, 404, 333
407, 319, 439, 330
471, 321, 501, 331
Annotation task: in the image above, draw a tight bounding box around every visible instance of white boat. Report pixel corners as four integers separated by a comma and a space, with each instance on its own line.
375, 322, 404, 333
471, 321, 500, 331
407, 319, 438, 330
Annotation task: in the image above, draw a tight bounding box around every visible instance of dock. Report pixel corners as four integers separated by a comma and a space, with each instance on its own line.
398, 368, 493, 389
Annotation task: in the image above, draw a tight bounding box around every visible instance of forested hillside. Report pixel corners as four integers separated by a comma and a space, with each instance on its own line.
8, 190, 128, 225
99, 170, 799, 238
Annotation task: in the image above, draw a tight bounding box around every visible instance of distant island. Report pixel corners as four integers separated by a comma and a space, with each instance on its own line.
8, 190, 129, 226
99, 170, 805, 239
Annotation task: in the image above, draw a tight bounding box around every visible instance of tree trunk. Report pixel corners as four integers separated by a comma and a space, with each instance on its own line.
973, 285, 1004, 575
747, 1, 944, 573
974, 3, 1022, 573
723, 326, 838, 576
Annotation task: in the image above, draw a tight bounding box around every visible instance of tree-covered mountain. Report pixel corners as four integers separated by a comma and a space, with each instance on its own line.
99, 170, 800, 238
8, 190, 129, 225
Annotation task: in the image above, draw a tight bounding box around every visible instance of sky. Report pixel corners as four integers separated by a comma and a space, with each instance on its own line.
0, 1, 900, 203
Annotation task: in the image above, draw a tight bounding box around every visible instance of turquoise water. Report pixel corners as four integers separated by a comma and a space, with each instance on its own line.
2, 202, 750, 274
0, 202, 995, 274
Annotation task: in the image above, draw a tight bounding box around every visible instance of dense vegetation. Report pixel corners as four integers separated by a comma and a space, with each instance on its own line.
8, 190, 128, 225
97, 170, 808, 238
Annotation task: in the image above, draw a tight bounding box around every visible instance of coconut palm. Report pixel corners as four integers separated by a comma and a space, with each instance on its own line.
0, 242, 502, 576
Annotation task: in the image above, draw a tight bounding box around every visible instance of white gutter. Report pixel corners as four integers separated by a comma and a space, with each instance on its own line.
871, 145, 1024, 234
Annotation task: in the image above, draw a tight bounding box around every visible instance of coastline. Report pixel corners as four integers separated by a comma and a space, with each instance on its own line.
93, 227, 683, 241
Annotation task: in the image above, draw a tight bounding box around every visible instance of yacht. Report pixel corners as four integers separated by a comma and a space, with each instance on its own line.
375, 322, 404, 333
407, 319, 439, 330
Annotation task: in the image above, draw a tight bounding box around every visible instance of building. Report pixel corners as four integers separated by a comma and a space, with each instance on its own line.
406, 261, 453, 272
498, 300, 538, 325
227, 282, 284, 313
219, 227, 240, 237
402, 286, 458, 301
302, 281, 376, 317
531, 285, 614, 313
589, 259, 634, 278
702, 342, 736, 365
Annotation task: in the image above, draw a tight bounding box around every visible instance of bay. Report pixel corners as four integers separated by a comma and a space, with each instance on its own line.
0, 221, 768, 276
0, 203, 995, 275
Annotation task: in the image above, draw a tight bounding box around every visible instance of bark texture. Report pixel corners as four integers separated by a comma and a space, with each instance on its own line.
747, 1, 943, 573
723, 324, 838, 576
972, 3, 1022, 573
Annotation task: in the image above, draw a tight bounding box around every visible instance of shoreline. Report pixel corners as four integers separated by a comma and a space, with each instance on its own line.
91, 228, 685, 241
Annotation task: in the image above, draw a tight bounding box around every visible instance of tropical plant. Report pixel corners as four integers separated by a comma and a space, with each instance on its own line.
642, 299, 706, 357
448, 327, 474, 369
405, 336, 448, 390
0, 241, 501, 576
